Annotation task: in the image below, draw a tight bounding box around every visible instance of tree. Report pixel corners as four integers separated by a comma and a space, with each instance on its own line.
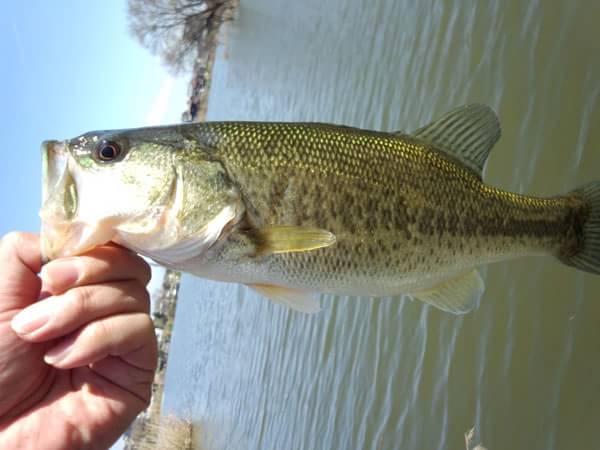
127, 0, 233, 74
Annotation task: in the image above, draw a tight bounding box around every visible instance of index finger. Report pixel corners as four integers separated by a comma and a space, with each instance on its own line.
41, 245, 152, 295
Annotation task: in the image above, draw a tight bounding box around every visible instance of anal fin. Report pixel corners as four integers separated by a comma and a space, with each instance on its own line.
409, 270, 485, 314
248, 283, 321, 313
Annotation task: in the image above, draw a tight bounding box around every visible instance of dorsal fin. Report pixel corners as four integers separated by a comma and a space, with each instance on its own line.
412, 104, 501, 177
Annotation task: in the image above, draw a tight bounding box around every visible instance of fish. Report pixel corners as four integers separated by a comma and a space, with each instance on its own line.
39, 104, 600, 314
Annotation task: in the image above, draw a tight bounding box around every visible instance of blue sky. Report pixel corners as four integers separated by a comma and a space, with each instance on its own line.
0, 1, 189, 237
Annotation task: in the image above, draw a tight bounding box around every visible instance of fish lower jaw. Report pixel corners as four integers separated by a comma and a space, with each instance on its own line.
40, 219, 117, 261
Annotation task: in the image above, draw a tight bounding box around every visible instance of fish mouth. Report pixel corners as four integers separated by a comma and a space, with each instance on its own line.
40, 140, 69, 261
40, 140, 115, 261
41, 140, 67, 206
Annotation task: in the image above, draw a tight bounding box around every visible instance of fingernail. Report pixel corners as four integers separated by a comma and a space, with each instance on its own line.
11, 300, 53, 335
41, 258, 80, 293
44, 338, 75, 365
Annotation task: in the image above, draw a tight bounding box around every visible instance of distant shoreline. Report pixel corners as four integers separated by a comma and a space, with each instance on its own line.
123, 2, 239, 448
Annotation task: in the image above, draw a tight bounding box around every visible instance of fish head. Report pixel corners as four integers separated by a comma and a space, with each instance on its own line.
40, 126, 242, 263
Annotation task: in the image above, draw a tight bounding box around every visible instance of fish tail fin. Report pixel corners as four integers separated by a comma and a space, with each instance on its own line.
559, 181, 600, 274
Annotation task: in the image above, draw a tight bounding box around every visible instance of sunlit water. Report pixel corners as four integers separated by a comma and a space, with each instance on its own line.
162, 1, 600, 449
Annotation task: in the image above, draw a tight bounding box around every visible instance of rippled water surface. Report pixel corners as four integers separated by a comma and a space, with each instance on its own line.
163, 1, 600, 449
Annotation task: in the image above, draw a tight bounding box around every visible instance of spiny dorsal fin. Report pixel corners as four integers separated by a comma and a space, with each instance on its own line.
412, 104, 501, 177
409, 269, 485, 314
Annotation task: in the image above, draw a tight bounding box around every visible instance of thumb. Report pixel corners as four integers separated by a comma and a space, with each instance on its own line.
0, 232, 42, 313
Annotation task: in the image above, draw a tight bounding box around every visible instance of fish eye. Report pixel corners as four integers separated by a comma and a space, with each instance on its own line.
95, 140, 122, 163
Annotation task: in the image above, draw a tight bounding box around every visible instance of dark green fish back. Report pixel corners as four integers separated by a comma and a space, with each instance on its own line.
189, 122, 586, 291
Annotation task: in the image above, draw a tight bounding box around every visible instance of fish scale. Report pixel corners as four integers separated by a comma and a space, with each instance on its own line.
193, 121, 583, 293
39, 104, 600, 314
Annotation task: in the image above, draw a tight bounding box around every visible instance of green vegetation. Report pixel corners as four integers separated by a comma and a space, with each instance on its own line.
126, 415, 194, 450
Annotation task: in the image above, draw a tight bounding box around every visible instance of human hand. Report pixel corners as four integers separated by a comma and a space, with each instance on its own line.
0, 232, 157, 450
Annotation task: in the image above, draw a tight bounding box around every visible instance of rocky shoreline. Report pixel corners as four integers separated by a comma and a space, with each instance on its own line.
123, 270, 186, 450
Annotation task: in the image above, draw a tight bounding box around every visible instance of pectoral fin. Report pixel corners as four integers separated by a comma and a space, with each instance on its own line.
254, 226, 336, 255
248, 283, 321, 313
410, 270, 484, 314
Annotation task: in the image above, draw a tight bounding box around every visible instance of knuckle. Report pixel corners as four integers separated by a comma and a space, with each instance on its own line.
83, 318, 112, 342
133, 312, 154, 333
73, 258, 100, 283
66, 286, 96, 317
141, 313, 155, 331
122, 282, 151, 313
0, 232, 22, 253
134, 256, 152, 285
140, 390, 152, 410
141, 263, 152, 285
137, 313, 158, 343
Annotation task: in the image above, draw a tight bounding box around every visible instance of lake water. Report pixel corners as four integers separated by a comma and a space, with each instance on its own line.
162, 0, 600, 449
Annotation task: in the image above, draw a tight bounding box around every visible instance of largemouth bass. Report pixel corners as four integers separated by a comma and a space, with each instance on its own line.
39, 105, 600, 314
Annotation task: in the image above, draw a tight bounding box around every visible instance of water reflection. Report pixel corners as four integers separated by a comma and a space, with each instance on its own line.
164, 1, 600, 449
